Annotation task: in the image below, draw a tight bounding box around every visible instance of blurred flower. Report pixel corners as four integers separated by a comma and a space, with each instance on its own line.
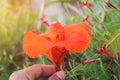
83, 0, 94, 13
40, 16, 50, 27
7, 63, 15, 70
98, 44, 114, 60
83, 16, 94, 26
82, 58, 100, 65
23, 21, 91, 70
13, 52, 26, 66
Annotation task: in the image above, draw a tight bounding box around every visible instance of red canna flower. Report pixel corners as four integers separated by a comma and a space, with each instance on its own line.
98, 44, 114, 60
82, 0, 94, 13
23, 21, 91, 70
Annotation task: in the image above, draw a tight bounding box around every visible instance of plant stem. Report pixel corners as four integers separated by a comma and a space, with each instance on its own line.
37, 0, 45, 30
107, 32, 120, 47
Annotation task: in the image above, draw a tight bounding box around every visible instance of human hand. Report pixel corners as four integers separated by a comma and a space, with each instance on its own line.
9, 64, 66, 80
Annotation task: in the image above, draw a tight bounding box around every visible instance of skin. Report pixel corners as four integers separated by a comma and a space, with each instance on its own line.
9, 64, 66, 80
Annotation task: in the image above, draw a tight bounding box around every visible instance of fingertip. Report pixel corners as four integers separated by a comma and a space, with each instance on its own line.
48, 71, 66, 80
9, 70, 25, 80
24, 64, 56, 78
57, 71, 66, 80
9, 72, 16, 80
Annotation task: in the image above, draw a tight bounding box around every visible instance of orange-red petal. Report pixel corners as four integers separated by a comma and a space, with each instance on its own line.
60, 31, 90, 52
45, 46, 66, 69
64, 22, 91, 39
23, 31, 53, 58
43, 22, 65, 43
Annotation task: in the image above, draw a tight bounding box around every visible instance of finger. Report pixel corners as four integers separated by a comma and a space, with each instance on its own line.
36, 77, 48, 80
48, 71, 66, 80
9, 70, 28, 80
24, 64, 56, 79
9, 64, 56, 80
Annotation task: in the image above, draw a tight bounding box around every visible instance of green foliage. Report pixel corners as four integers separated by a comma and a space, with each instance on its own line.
0, 1, 39, 79
64, 0, 120, 79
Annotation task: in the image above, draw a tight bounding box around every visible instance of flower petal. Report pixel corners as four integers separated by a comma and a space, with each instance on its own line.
43, 22, 65, 43
64, 22, 91, 39
23, 31, 53, 58
62, 31, 90, 52
45, 46, 66, 70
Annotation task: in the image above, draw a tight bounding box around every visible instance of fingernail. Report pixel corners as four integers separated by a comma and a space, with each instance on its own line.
57, 71, 66, 80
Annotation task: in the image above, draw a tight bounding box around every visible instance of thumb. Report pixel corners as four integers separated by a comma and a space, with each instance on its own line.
48, 71, 66, 80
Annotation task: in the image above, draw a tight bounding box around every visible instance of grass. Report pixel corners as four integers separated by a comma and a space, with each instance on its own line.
0, 0, 120, 80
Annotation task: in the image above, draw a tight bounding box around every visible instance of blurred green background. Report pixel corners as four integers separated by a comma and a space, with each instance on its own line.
0, 0, 120, 80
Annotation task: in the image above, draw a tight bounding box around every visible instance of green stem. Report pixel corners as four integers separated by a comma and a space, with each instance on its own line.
107, 32, 120, 47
